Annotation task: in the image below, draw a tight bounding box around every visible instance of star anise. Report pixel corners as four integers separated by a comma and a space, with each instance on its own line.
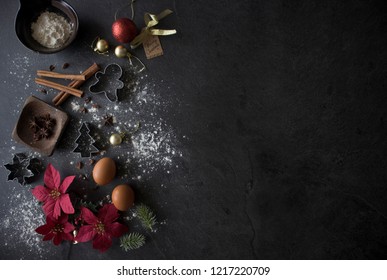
103, 115, 114, 126
29, 117, 39, 132
38, 127, 51, 139
29, 114, 56, 141
41, 117, 56, 129
42, 114, 52, 121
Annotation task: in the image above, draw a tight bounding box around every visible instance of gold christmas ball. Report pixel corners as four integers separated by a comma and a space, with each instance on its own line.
115, 45, 128, 58
96, 39, 109, 52
109, 133, 123, 145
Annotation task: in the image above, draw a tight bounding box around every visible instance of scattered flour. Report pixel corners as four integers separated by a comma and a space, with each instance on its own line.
63, 72, 183, 178
71, 101, 80, 112
130, 120, 182, 172
7, 54, 33, 91
2, 65, 181, 257
0, 188, 46, 259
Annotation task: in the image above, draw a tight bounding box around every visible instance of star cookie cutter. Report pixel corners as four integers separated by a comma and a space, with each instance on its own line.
4, 153, 42, 185
89, 63, 124, 102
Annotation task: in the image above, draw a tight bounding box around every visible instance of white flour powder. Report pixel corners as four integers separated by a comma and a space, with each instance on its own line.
67, 76, 183, 178
2, 57, 182, 257
0, 189, 46, 259
31, 11, 72, 48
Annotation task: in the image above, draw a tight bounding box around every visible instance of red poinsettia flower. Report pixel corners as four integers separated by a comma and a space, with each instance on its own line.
75, 204, 128, 252
31, 164, 75, 219
36, 214, 75, 245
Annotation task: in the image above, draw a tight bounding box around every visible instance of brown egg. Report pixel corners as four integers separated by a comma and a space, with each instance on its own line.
112, 184, 135, 211
92, 157, 116, 186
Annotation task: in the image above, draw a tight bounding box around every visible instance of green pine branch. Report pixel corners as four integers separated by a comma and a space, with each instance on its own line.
136, 204, 157, 231
120, 232, 146, 251
80, 200, 98, 213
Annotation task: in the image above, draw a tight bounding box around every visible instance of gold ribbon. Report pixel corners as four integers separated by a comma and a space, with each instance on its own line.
130, 9, 177, 49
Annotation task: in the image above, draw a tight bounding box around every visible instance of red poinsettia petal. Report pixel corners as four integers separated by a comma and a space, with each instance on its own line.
44, 163, 61, 189
62, 232, 74, 241
59, 175, 75, 193
97, 204, 108, 221
53, 234, 63, 245
59, 194, 75, 215
63, 222, 75, 233
45, 215, 57, 227
52, 200, 62, 219
108, 222, 129, 238
35, 224, 52, 235
31, 185, 49, 202
75, 225, 96, 243
99, 204, 119, 224
56, 214, 68, 224
42, 198, 56, 218
43, 232, 55, 241
81, 207, 98, 225
93, 234, 112, 253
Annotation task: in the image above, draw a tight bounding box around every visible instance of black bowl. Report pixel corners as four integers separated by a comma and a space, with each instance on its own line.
15, 0, 78, 54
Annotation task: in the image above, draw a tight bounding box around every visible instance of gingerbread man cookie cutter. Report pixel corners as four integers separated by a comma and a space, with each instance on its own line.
89, 63, 124, 102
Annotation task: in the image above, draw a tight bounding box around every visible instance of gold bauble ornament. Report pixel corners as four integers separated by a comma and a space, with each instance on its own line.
109, 133, 123, 145
114, 45, 146, 73
115, 45, 128, 58
95, 39, 109, 53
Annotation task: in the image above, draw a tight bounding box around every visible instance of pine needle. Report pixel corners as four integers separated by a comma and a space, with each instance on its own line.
120, 232, 145, 251
136, 204, 157, 231
80, 200, 98, 213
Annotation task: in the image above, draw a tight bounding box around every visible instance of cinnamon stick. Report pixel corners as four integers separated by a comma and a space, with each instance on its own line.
53, 63, 100, 106
52, 80, 77, 104
35, 78, 83, 98
37, 70, 86, 81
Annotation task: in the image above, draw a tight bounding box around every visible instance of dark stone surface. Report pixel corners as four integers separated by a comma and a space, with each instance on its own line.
1, 0, 387, 259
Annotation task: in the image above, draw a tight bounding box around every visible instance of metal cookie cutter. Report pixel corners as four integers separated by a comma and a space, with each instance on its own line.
73, 122, 100, 157
4, 153, 42, 185
89, 63, 124, 102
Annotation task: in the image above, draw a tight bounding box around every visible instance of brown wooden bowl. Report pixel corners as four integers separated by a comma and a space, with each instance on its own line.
12, 96, 69, 156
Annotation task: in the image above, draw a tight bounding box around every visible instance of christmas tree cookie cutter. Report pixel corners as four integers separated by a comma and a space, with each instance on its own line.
73, 122, 100, 157
4, 153, 42, 185
89, 63, 124, 102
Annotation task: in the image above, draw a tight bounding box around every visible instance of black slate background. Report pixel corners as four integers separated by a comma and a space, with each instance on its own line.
1, 0, 387, 259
